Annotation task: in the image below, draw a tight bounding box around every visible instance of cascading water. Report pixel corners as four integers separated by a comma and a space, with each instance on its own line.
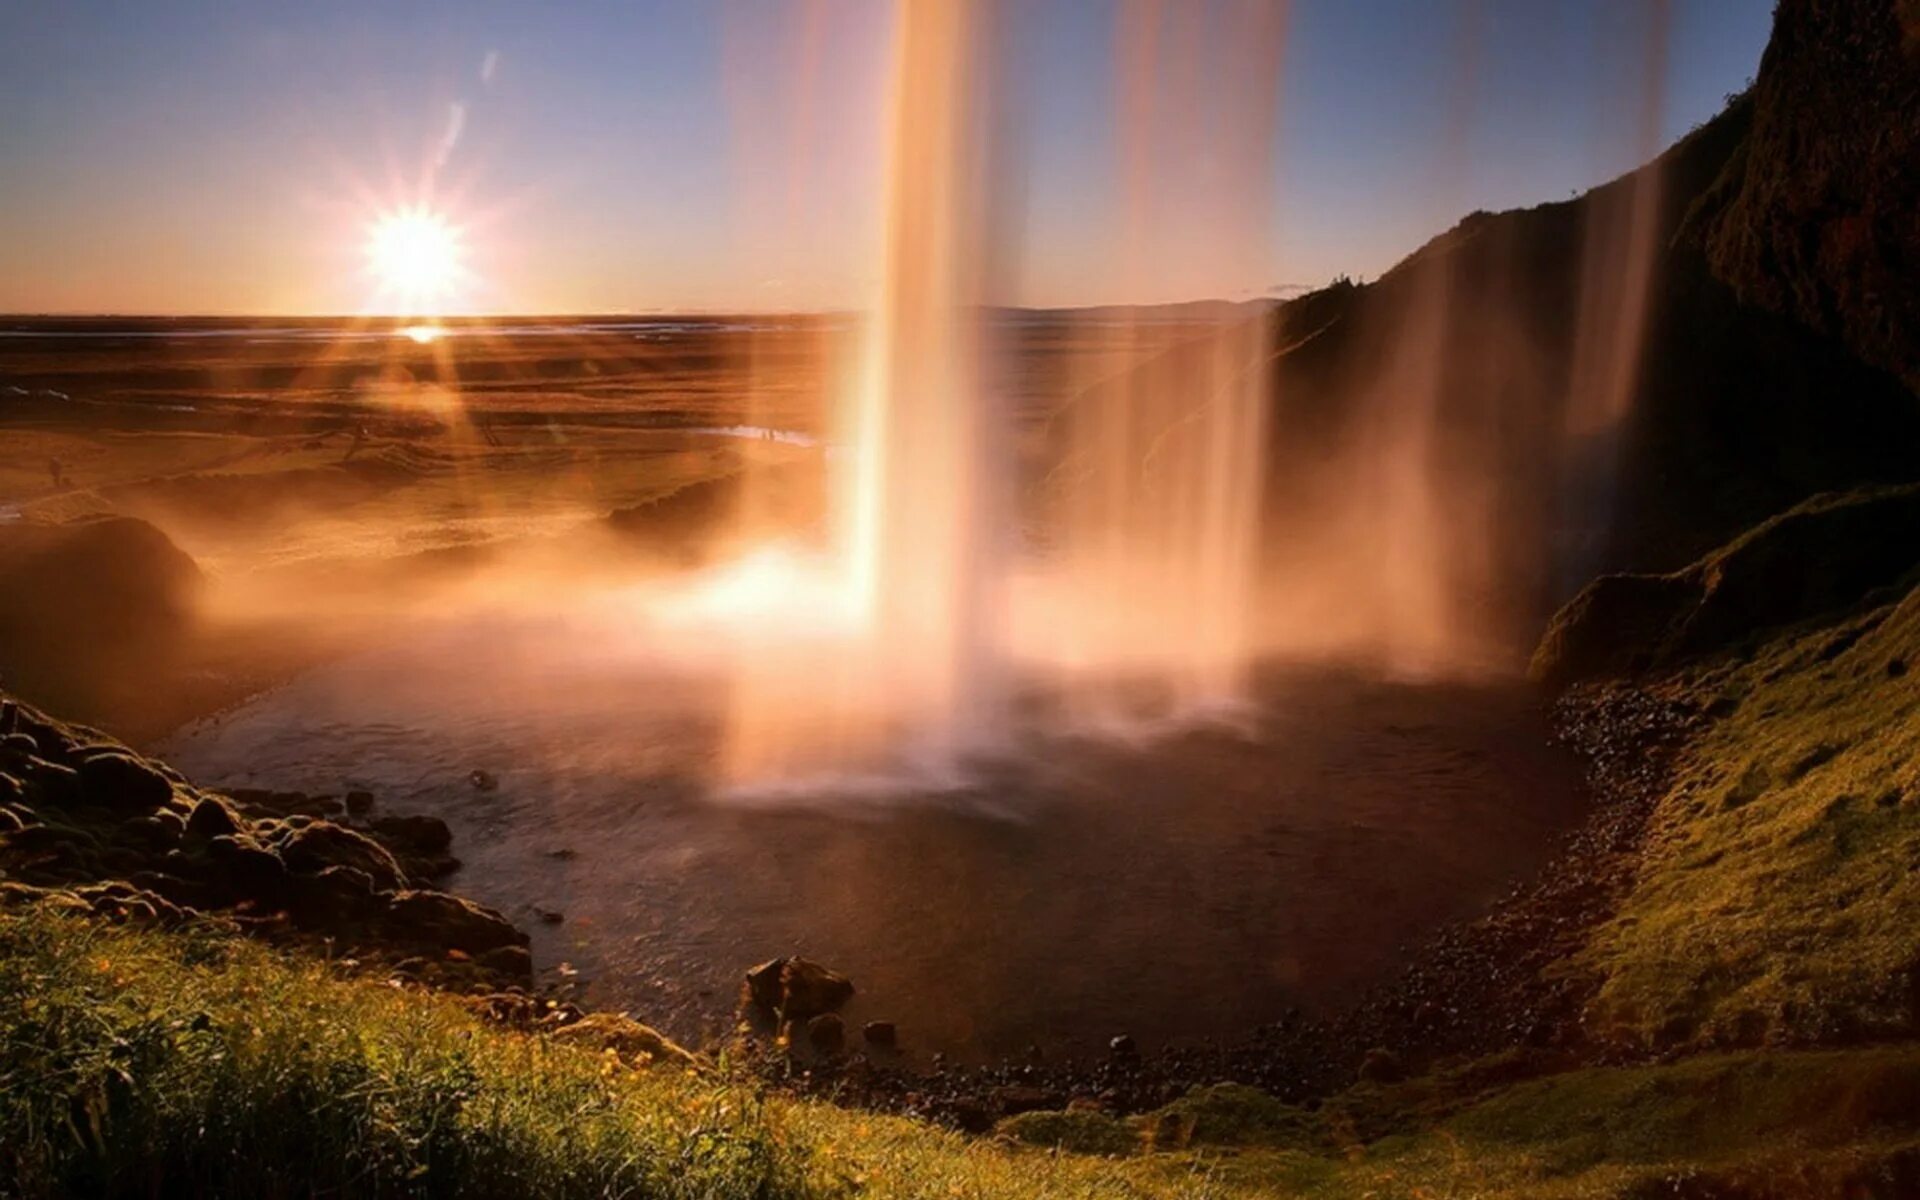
720, 0, 1286, 788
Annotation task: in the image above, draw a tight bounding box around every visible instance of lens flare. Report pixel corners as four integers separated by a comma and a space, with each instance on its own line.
365, 207, 463, 313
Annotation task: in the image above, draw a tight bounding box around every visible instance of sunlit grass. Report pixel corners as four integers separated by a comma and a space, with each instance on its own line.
4, 901, 1919, 1198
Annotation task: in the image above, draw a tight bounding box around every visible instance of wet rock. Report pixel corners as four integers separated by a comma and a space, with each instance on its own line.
344, 790, 376, 816
184, 796, 244, 840
280, 823, 406, 892
478, 944, 534, 982
547, 1012, 695, 1067
1109, 1034, 1139, 1061
0, 806, 24, 834
369, 814, 453, 855
20, 757, 80, 806
290, 865, 383, 927
205, 835, 290, 903
533, 907, 565, 925
862, 1020, 898, 1048
385, 889, 526, 955
743, 956, 855, 1020
0, 732, 37, 756
76, 751, 173, 812
806, 1012, 846, 1053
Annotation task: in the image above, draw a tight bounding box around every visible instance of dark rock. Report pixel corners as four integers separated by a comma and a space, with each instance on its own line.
744, 958, 786, 1012
290, 865, 383, 927
806, 1012, 845, 1053
740, 956, 854, 1021
18, 757, 80, 805
206, 835, 290, 903
781, 958, 854, 1019
1532, 485, 1920, 688
534, 907, 565, 925
76, 751, 173, 812
0, 516, 201, 726
369, 814, 453, 855
1358, 1047, 1407, 1084
1891, 658, 1910, 678
344, 789, 376, 816
0, 806, 24, 833
862, 1020, 898, 1048
544, 847, 577, 861
1109, 1034, 1139, 1060
468, 769, 499, 792
280, 823, 406, 892
477, 944, 534, 981
384, 889, 527, 955
0, 732, 37, 755
184, 796, 244, 840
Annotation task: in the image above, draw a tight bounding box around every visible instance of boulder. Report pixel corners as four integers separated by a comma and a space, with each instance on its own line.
76, 751, 173, 812
289, 865, 384, 928
477, 944, 534, 982
743, 956, 854, 1020
1532, 484, 1920, 688
369, 814, 453, 855
205, 835, 291, 905
184, 796, 245, 840
862, 1020, 897, 1048
546, 1012, 696, 1067
279, 823, 406, 892
384, 889, 527, 955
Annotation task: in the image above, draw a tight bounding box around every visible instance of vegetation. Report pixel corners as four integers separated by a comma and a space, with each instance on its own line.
4, 890, 1920, 1198
1575, 581, 1920, 1051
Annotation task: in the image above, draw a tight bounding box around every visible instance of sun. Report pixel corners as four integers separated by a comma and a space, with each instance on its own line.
365, 207, 463, 311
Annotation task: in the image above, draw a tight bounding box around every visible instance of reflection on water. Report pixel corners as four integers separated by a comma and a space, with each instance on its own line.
162, 605, 1583, 1061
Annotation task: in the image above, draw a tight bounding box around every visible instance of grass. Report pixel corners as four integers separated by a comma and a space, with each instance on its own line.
4, 901, 1920, 1198
1574, 585, 1920, 1050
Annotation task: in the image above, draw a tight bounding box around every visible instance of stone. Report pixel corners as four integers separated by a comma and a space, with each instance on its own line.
1108, 1034, 1138, 1060
806, 1012, 845, 1053
478, 944, 534, 981
779, 957, 854, 1020
184, 796, 244, 840
76, 751, 173, 812
289, 865, 383, 928
0, 732, 38, 755
468, 769, 499, 792
862, 1020, 898, 1048
547, 1012, 696, 1067
344, 790, 376, 816
384, 889, 527, 955
369, 814, 453, 855
279, 823, 406, 892
742, 956, 855, 1020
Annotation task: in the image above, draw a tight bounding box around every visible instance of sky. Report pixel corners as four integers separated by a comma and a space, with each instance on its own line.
0, 1, 1773, 315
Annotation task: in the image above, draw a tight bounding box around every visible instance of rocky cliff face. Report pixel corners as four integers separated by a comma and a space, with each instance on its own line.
1699, 0, 1920, 392
1258, 1, 1920, 654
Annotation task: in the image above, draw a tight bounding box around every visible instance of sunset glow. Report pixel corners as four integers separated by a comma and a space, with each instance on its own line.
365, 208, 464, 314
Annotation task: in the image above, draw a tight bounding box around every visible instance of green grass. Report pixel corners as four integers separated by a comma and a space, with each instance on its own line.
4, 902, 1919, 1198
1575, 586, 1920, 1050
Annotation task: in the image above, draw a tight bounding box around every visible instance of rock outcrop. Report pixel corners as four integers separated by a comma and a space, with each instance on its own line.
1698, 0, 1920, 392
0, 693, 530, 990
1531, 484, 1920, 687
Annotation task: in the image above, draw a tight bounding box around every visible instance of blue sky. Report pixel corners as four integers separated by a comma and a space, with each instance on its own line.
0, 1, 1772, 314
